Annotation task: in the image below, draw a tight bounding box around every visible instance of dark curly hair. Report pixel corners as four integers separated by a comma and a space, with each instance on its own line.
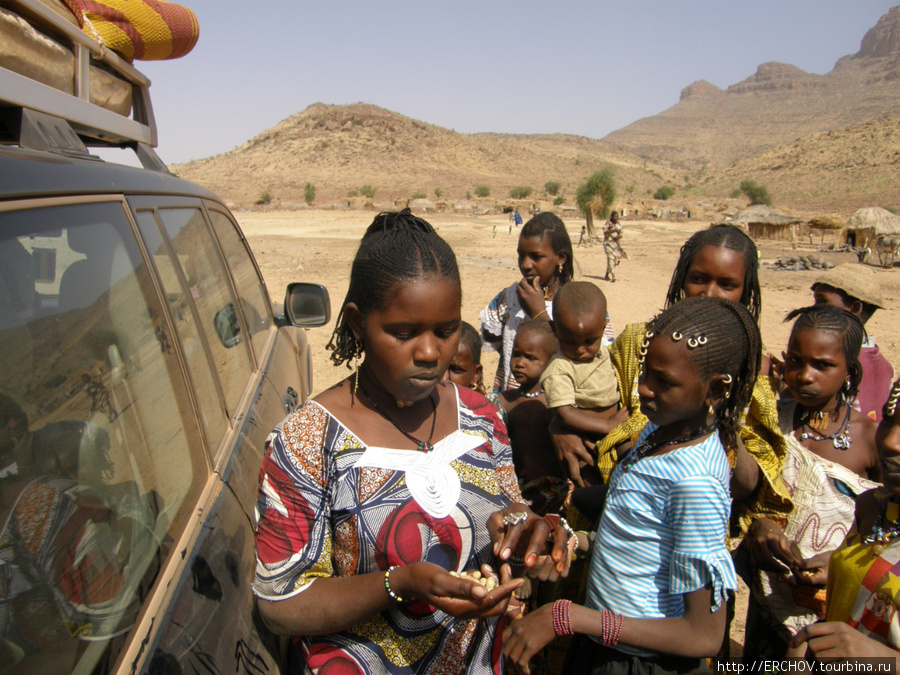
665, 224, 761, 322
646, 296, 761, 449
327, 209, 460, 367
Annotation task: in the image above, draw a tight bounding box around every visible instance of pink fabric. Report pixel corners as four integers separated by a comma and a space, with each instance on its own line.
858, 343, 894, 421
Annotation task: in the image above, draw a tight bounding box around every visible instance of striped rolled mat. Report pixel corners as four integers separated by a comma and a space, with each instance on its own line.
62, 0, 199, 60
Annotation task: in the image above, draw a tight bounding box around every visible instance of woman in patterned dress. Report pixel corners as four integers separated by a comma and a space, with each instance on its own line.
253, 210, 571, 674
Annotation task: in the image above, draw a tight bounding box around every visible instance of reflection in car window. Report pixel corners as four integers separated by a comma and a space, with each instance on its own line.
134, 210, 229, 453
208, 210, 271, 362
154, 209, 254, 418
0, 202, 206, 672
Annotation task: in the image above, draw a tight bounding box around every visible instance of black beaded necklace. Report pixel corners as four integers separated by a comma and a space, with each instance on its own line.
360, 382, 438, 453
622, 422, 718, 473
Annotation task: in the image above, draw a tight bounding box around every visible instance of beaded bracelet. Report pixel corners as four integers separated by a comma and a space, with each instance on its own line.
600, 609, 624, 646
552, 599, 574, 637
384, 565, 407, 603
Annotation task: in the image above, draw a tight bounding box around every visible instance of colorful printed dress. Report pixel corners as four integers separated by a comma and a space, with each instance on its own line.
253, 385, 524, 674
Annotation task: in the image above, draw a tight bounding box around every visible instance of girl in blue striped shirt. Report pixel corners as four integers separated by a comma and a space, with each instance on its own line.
504, 297, 761, 674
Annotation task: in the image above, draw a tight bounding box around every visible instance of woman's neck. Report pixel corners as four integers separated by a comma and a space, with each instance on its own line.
541, 275, 561, 300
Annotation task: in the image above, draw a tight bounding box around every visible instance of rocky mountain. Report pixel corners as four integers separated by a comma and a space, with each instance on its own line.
604, 6, 900, 170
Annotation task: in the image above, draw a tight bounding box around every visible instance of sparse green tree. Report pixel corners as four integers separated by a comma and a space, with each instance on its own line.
553, 196, 565, 206
434, 188, 443, 199
509, 186, 533, 200
465, 191, 472, 200
740, 180, 772, 206
575, 167, 616, 239
653, 185, 675, 200
304, 182, 316, 205
544, 181, 561, 196
474, 185, 491, 198
347, 189, 359, 198
360, 184, 376, 199
258, 191, 271, 204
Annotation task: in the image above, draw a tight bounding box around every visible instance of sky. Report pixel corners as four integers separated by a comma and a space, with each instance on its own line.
131, 1, 899, 166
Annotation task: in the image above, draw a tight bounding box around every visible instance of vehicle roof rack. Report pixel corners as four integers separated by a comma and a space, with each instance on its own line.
0, 0, 167, 169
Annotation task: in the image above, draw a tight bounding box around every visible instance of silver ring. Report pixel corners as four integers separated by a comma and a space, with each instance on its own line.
503, 511, 527, 527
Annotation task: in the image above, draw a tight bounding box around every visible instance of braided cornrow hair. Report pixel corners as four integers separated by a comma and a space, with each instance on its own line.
520, 212, 575, 285
665, 224, 761, 322
327, 208, 461, 367
784, 304, 865, 401
645, 296, 761, 449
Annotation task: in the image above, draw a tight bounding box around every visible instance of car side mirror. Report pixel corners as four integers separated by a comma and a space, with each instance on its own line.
280, 283, 330, 328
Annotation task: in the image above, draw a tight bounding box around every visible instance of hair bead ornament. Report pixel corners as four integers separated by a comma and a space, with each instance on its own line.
722, 374, 733, 384
671, 331, 683, 341
686, 334, 708, 349
886, 381, 900, 418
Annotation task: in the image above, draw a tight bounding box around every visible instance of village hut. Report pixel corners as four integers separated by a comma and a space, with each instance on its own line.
839, 207, 900, 248
806, 214, 845, 247
732, 205, 802, 241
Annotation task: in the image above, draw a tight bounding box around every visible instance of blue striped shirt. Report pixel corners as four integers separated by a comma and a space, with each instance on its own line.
585, 423, 737, 657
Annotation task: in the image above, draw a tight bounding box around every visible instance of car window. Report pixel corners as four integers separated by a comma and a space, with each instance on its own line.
134, 210, 229, 453
0, 200, 207, 672
153, 209, 254, 418
207, 209, 272, 362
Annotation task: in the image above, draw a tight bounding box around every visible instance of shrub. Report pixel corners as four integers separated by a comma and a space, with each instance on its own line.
553, 196, 565, 206
625, 185, 635, 194
740, 180, 772, 206
434, 188, 442, 199
360, 184, 376, 198
884, 206, 898, 215
544, 181, 561, 196
465, 191, 472, 200
258, 191, 271, 204
412, 192, 427, 199
730, 188, 742, 199
653, 185, 675, 200
509, 186, 533, 199
474, 185, 491, 198
304, 182, 316, 205
347, 189, 359, 198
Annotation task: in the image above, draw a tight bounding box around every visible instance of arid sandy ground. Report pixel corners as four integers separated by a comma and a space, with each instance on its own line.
240, 209, 900, 656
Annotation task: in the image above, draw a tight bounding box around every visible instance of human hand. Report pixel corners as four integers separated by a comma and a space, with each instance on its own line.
789, 552, 832, 587
502, 602, 557, 675
549, 418, 594, 487
791, 621, 898, 659
488, 506, 571, 575
744, 518, 798, 575
516, 276, 546, 319
399, 562, 523, 620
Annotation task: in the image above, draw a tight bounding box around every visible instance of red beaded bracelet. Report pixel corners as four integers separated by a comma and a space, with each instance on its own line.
601, 609, 624, 646
552, 599, 574, 637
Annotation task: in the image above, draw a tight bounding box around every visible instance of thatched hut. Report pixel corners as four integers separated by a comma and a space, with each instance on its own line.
806, 214, 844, 247
732, 205, 802, 241
839, 207, 900, 248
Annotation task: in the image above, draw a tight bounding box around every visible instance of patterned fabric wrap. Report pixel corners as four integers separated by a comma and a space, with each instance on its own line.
754, 430, 879, 642
594, 322, 793, 540
826, 492, 900, 652
253, 386, 524, 674
585, 422, 737, 658
62, 0, 199, 60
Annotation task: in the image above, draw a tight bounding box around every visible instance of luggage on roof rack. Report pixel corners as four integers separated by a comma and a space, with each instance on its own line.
0, 0, 158, 153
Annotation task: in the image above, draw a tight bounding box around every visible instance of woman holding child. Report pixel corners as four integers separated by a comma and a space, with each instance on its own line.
252, 210, 571, 674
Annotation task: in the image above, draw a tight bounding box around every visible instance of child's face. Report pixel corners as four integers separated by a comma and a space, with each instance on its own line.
354, 277, 461, 403
444, 343, 480, 389
638, 336, 710, 430
812, 283, 862, 319
510, 330, 554, 387
782, 328, 848, 410
682, 245, 745, 304
552, 306, 607, 363
518, 235, 565, 287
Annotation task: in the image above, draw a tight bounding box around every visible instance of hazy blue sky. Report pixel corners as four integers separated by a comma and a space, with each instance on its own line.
136, 1, 898, 165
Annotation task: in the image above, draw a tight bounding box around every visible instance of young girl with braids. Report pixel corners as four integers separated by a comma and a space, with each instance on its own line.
503, 297, 759, 673
480, 213, 581, 394
565, 225, 791, 538
744, 304, 880, 657
252, 209, 571, 674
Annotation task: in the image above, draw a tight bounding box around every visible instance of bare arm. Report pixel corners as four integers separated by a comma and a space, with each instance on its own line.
555, 405, 628, 436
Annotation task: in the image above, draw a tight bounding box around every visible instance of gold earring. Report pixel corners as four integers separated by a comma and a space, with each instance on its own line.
353, 344, 363, 395
557, 262, 563, 276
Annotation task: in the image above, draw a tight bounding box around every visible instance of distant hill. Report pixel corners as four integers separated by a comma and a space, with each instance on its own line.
171, 6, 900, 215
171, 102, 680, 208
604, 6, 900, 170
